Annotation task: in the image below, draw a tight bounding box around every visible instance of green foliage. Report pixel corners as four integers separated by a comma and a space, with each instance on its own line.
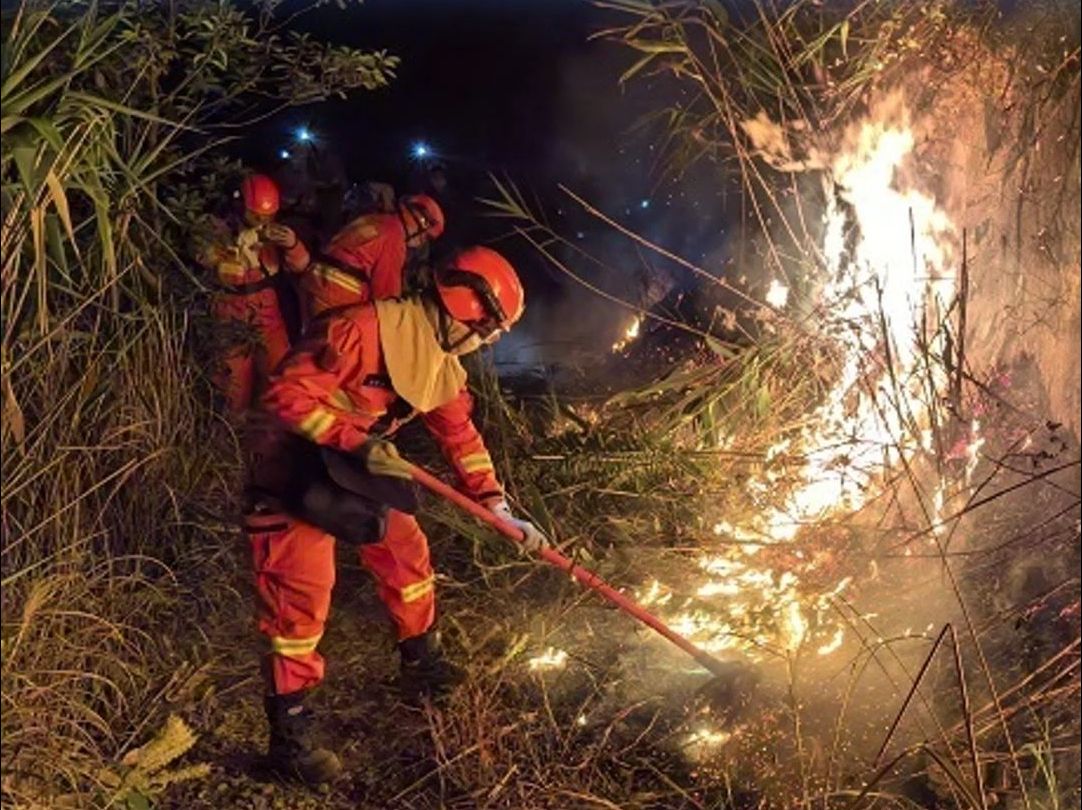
0, 2, 395, 805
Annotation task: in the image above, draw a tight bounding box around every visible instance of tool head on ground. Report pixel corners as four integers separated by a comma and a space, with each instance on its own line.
691, 660, 762, 723
435, 246, 525, 353
404, 457, 742, 684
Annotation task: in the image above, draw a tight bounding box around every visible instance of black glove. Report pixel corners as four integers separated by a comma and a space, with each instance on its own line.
321, 445, 418, 515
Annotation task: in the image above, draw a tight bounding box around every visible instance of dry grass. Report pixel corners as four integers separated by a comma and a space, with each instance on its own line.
1, 2, 394, 806
2, 1, 1078, 809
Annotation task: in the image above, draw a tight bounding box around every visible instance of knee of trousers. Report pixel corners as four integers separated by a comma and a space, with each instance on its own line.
246, 512, 335, 644
358, 510, 435, 638
359, 511, 432, 584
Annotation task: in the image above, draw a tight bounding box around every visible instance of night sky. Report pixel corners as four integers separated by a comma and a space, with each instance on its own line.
254, 0, 632, 205
243, 0, 737, 363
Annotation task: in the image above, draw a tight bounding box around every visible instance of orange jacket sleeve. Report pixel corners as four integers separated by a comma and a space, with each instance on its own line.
262, 318, 371, 452
421, 389, 503, 504
282, 238, 310, 274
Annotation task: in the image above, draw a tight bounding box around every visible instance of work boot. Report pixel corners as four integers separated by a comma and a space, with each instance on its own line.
264, 692, 342, 785
398, 630, 465, 703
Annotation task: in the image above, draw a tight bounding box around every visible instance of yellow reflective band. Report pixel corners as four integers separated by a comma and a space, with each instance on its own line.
218, 262, 248, 282
317, 265, 364, 294
298, 407, 335, 441
459, 451, 494, 474
400, 575, 435, 604
271, 634, 322, 659
330, 389, 355, 413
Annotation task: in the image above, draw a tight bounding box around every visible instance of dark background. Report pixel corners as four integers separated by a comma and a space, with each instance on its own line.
240, 0, 736, 366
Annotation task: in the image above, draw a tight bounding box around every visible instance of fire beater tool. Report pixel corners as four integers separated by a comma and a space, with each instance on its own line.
408, 460, 737, 680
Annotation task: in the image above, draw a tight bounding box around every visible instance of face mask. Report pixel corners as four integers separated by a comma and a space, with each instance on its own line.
245, 210, 272, 228
443, 319, 484, 356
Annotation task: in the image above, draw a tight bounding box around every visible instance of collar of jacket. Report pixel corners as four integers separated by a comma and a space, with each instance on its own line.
374, 297, 467, 412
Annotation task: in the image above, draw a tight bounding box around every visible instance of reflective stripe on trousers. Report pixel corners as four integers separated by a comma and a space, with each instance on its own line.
246, 507, 435, 695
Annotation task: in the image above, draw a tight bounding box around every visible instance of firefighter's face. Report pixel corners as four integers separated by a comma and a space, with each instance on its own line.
401, 205, 435, 249
244, 209, 274, 228
442, 318, 501, 356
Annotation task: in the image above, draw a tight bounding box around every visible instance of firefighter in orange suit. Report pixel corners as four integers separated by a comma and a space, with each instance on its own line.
296, 193, 444, 321
248, 246, 546, 783
195, 174, 310, 413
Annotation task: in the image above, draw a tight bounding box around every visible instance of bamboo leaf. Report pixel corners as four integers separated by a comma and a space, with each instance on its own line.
44, 169, 77, 250
30, 204, 47, 332
619, 52, 658, 84
94, 199, 116, 284
66, 92, 194, 129
24, 117, 66, 154
703, 0, 729, 28
0, 19, 76, 101
11, 144, 39, 196
44, 212, 70, 280
623, 39, 686, 55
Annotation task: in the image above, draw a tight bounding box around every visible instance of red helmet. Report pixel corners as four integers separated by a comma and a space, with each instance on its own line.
240, 174, 280, 217
436, 246, 524, 332
400, 193, 445, 240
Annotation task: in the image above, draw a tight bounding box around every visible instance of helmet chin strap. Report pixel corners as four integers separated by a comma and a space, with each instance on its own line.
434, 297, 465, 353
399, 203, 431, 244
432, 296, 484, 354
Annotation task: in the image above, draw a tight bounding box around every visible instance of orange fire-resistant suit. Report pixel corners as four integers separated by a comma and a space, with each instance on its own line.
250, 304, 501, 695
298, 212, 411, 319
198, 221, 310, 413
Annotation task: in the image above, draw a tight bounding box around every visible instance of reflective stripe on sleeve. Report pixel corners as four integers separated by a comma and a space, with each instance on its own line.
400, 575, 435, 604
298, 407, 336, 441
458, 451, 494, 474
316, 264, 365, 294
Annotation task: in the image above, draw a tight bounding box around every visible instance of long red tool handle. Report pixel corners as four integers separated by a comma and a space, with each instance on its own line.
409, 463, 731, 678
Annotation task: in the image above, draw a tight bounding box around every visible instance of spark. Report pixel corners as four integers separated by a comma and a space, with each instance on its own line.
527, 647, 568, 671
612, 316, 642, 353
964, 419, 985, 482
931, 485, 947, 539
279, 149, 291, 160
688, 727, 731, 747
638, 579, 670, 605
783, 601, 808, 651
294, 126, 313, 143
411, 141, 432, 160
684, 725, 735, 762
765, 278, 790, 308
816, 628, 845, 656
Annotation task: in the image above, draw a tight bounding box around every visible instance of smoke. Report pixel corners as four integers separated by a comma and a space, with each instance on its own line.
492, 40, 745, 375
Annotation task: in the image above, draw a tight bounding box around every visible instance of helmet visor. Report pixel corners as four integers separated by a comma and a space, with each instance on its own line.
437, 267, 508, 331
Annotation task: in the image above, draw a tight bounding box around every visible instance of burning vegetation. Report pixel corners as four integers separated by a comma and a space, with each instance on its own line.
2, 1, 1080, 808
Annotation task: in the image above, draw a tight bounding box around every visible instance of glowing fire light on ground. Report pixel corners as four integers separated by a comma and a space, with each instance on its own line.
683, 725, 738, 763
646, 102, 959, 662
528, 647, 569, 671
612, 315, 642, 352
765, 278, 790, 308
